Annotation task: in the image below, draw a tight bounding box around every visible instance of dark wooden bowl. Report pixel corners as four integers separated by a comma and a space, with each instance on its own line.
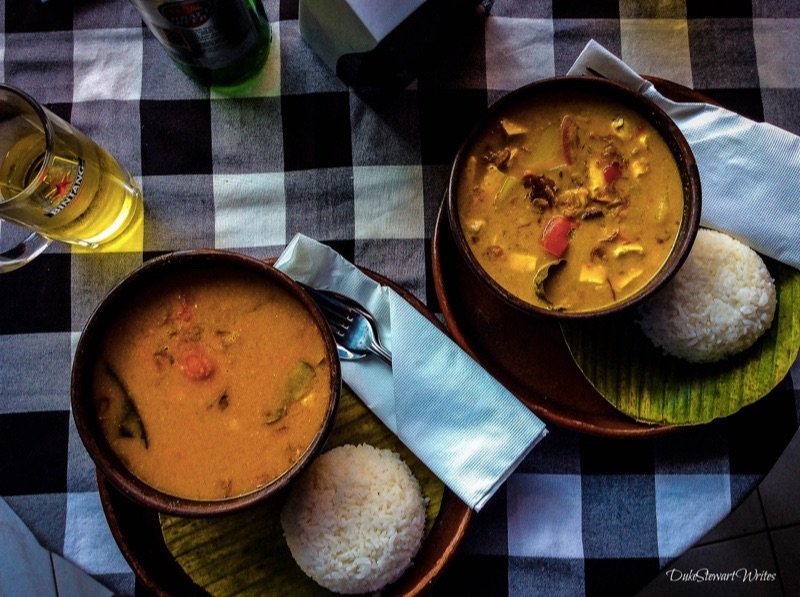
71, 250, 341, 517
95, 266, 473, 596
446, 75, 702, 320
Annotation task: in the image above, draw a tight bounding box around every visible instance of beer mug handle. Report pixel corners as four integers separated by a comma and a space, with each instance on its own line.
0, 230, 52, 273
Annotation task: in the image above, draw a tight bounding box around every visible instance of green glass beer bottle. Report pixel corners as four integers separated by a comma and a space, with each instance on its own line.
130, 0, 271, 86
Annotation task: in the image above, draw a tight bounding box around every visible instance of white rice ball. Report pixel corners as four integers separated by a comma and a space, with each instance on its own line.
637, 228, 776, 363
280, 444, 426, 594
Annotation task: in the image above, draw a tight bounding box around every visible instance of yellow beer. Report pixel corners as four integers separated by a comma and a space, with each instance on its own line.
0, 127, 142, 248
0, 83, 144, 260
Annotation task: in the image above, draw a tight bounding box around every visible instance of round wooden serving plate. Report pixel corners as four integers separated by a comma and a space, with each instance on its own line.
432, 77, 720, 438
98, 267, 472, 596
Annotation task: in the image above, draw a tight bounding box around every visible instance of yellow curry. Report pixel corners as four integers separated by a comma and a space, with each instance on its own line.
457, 90, 684, 312
92, 268, 331, 501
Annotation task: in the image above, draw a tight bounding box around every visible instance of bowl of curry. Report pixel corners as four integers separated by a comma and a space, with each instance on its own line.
448, 76, 701, 319
71, 250, 341, 517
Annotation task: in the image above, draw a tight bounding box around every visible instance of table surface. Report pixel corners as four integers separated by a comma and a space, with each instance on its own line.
1, 1, 799, 596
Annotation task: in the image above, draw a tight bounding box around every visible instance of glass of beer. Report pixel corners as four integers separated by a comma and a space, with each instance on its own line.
0, 84, 143, 272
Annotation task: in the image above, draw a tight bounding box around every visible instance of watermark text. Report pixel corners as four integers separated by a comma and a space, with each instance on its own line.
665, 568, 776, 583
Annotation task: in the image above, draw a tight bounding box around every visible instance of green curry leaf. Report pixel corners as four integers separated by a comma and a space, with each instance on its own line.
105, 363, 149, 448
534, 259, 566, 308
264, 360, 316, 425
494, 175, 524, 208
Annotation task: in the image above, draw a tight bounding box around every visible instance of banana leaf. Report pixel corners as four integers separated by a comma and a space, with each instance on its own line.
561, 259, 800, 426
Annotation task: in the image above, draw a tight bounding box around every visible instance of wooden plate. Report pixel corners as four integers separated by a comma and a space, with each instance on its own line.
98, 268, 472, 596
431, 77, 726, 438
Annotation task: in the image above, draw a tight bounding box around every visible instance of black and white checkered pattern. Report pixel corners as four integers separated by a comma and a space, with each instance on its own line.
1, 1, 798, 595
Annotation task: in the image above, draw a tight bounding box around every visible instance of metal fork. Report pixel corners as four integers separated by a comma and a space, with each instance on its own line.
301, 284, 393, 365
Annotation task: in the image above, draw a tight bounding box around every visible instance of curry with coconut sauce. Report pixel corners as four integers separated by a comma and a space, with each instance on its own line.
457, 91, 684, 312
91, 268, 331, 501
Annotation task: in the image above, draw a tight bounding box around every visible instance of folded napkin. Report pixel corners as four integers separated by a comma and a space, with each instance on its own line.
274, 234, 547, 511
568, 39, 800, 271
0, 498, 112, 597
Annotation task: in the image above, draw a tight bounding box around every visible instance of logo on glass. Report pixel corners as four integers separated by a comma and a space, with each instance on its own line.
46, 158, 85, 217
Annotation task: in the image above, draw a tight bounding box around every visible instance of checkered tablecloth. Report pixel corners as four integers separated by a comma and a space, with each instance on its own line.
1, 1, 799, 595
